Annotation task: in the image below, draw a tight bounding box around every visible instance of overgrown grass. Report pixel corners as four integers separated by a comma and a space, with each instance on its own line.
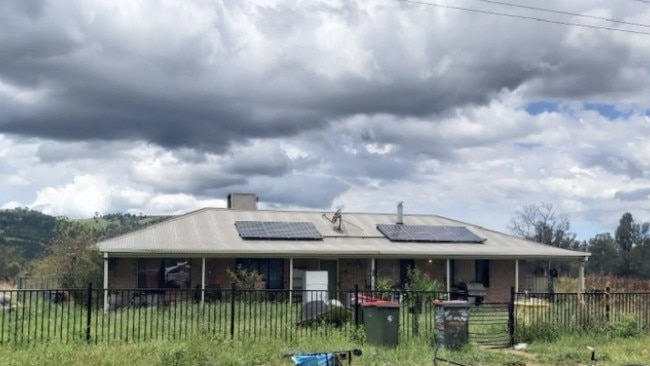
3, 333, 649, 366
0, 333, 527, 366
522, 333, 650, 366
0, 291, 450, 345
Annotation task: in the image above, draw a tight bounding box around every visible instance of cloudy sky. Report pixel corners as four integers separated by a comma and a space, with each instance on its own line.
1, 0, 650, 242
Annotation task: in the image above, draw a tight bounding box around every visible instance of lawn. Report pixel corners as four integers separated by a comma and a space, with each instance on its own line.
1, 332, 649, 366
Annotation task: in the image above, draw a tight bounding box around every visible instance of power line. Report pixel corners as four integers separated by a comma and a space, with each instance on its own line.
465, 0, 650, 28
629, 0, 650, 4
395, 0, 650, 36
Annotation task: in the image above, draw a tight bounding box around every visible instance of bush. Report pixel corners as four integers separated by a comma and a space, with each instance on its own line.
29, 219, 102, 304
514, 321, 561, 343
606, 316, 642, 338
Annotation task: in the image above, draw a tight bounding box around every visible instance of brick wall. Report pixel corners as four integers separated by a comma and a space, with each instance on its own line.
339, 259, 370, 290
486, 259, 515, 303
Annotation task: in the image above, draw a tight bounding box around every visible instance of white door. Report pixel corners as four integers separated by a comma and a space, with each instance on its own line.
304, 270, 329, 304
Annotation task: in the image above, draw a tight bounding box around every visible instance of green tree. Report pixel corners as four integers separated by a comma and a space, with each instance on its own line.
585, 233, 620, 275
0, 245, 23, 279
615, 212, 648, 253
614, 212, 649, 277
31, 219, 103, 292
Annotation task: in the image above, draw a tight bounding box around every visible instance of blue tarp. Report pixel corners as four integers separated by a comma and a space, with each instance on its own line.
291, 353, 336, 366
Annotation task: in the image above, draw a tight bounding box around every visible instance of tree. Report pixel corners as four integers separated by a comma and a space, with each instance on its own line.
614, 212, 648, 253
508, 203, 575, 247
585, 233, 620, 275
614, 212, 649, 277
0, 246, 23, 279
31, 218, 103, 293
508, 203, 578, 275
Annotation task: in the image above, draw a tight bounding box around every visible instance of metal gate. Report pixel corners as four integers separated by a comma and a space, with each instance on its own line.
468, 302, 511, 348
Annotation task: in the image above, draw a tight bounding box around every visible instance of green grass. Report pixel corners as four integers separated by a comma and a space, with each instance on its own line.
0, 295, 448, 345
2, 333, 649, 366
523, 333, 650, 365
4, 292, 650, 364
0, 333, 520, 366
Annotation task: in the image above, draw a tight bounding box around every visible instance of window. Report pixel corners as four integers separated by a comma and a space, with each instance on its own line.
474, 260, 490, 288
236, 259, 284, 289
137, 258, 191, 289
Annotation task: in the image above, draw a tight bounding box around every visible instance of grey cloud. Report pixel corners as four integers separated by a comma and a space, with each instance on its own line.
582, 151, 646, 178
224, 144, 293, 177
0, 0, 589, 155
9, 0, 45, 19
615, 188, 650, 202
251, 174, 350, 209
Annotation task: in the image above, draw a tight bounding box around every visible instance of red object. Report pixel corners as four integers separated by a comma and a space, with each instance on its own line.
361, 300, 399, 307
352, 294, 382, 305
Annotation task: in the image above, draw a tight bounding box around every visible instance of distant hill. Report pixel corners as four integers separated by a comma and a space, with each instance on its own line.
0, 208, 56, 260
0, 208, 171, 278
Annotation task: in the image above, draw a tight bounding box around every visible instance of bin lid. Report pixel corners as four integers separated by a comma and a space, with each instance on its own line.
361, 300, 399, 308
433, 300, 470, 307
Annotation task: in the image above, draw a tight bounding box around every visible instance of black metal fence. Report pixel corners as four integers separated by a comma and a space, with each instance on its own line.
3, 285, 649, 347
1, 284, 455, 345
512, 288, 650, 343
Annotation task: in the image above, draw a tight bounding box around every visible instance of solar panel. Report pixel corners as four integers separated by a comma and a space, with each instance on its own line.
376, 224, 484, 243
235, 221, 323, 240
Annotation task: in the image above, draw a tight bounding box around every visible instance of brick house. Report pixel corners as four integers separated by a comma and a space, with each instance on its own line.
97, 193, 589, 304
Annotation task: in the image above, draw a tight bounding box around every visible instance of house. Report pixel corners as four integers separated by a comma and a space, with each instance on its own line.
97, 193, 589, 304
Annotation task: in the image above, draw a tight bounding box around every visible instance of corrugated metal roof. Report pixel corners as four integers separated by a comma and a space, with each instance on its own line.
97, 208, 589, 260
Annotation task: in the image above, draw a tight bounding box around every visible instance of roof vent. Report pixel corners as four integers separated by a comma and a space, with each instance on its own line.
227, 193, 258, 210
397, 202, 403, 225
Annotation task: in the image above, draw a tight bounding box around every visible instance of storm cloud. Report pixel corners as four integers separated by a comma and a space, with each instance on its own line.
1, 0, 650, 240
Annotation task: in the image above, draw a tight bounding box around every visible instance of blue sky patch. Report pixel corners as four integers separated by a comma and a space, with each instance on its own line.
525, 100, 642, 120
524, 100, 561, 116
583, 103, 634, 120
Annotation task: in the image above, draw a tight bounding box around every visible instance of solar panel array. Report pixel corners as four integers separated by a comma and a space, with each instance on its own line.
376, 224, 484, 243
235, 221, 323, 240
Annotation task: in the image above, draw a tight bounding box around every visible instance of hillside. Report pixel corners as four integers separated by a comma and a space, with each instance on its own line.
0, 208, 171, 278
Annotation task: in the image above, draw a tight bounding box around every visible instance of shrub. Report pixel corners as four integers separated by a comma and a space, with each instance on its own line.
375, 277, 394, 300
514, 321, 561, 343
607, 316, 642, 338
227, 265, 264, 290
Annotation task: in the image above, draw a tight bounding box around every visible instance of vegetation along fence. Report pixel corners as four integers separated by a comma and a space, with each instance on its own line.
2, 284, 649, 346
513, 288, 650, 343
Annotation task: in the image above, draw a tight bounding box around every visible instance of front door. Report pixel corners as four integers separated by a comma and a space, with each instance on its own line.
319, 260, 338, 299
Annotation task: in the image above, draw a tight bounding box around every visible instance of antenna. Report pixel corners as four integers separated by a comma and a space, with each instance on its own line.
322, 208, 363, 232
322, 209, 343, 230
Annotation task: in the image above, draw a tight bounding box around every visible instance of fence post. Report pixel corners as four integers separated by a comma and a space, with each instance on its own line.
605, 286, 610, 323
86, 282, 93, 343
230, 282, 236, 340
354, 284, 359, 327
507, 286, 515, 347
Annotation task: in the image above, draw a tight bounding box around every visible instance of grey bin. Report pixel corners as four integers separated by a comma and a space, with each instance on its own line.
434, 300, 470, 350
361, 301, 400, 347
